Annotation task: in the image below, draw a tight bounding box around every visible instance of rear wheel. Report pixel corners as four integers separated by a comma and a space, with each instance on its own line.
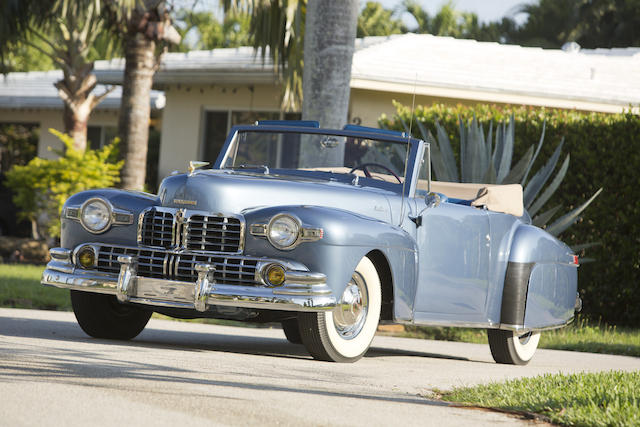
487, 329, 541, 365
299, 257, 381, 362
281, 318, 302, 344
70, 291, 151, 340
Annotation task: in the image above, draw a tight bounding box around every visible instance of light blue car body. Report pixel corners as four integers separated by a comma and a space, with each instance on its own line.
43, 122, 578, 332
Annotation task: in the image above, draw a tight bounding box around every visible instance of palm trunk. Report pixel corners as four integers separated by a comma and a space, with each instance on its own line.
56, 66, 100, 152
118, 32, 156, 191
300, 0, 358, 167
62, 104, 89, 151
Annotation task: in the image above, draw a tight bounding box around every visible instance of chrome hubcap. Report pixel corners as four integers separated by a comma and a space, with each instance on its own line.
518, 332, 532, 345
333, 272, 368, 339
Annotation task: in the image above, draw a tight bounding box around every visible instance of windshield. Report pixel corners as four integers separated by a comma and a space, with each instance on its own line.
220, 130, 410, 191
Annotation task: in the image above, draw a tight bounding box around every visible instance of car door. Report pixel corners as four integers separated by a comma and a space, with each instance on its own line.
413, 200, 491, 320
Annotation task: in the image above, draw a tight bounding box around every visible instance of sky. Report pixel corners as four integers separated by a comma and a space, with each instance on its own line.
378, 0, 535, 22
378, 0, 536, 26
185, 0, 536, 26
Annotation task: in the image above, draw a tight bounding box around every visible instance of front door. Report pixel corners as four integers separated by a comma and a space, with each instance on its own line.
413, 202, 491, 319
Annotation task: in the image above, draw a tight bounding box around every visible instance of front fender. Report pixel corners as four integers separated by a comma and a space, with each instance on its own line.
243, 205, 417, 313
61, 189, 159, 249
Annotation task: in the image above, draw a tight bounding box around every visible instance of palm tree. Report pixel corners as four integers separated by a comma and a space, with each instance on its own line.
0, 0, 116, 152
103, 0, 180, 191
226, 0, 358, 127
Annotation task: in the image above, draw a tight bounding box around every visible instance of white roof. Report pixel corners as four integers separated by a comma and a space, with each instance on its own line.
3, 34, 639, 113
350, 34, 640, 112
96, 47, 276, 85
0, 69, 165, 110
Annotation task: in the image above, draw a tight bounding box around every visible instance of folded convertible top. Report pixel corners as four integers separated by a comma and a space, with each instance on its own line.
430, 181, 524, 217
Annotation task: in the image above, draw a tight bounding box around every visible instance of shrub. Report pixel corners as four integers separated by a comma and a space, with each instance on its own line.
5, 129, 123, 240
380, 102, 640, 326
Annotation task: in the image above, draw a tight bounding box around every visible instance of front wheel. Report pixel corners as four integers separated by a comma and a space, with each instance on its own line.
298, 256, 381, 362
487, 329, 541, 365
71, 290, 151, 340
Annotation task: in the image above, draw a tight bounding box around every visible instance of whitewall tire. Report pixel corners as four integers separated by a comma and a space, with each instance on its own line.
487, 329, 541, 365
298, 256, 381, 362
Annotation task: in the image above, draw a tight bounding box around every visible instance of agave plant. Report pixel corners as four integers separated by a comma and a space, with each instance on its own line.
395, 114, 602, 240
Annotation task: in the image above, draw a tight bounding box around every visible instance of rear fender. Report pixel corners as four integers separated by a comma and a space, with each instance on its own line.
500, 225, 578, 330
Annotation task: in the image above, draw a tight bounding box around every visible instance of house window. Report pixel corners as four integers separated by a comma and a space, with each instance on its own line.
201, 110, 301, 165
88, 126, 118, 149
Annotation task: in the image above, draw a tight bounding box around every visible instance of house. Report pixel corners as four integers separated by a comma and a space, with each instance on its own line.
3, 34, 639, 182
0, 70, 165, 159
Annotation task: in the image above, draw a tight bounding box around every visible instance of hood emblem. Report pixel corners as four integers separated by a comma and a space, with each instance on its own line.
174, 199, 197, 206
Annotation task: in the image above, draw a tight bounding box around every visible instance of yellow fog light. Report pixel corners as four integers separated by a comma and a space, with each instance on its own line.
265, 264, 286, 287
77, 247, 96, 269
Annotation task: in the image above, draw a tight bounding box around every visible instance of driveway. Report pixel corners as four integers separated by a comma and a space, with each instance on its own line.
1, 308, 638, 426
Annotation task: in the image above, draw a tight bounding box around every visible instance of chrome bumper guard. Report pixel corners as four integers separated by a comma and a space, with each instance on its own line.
42, 248, 336, 312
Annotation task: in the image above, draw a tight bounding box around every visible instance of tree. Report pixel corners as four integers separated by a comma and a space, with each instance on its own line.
173, 9, 251, 51
403, 0, 503, 41
104, 1, 180, 191
357, 2, 406, 38
505, 0, 640, 49
0, 0, 117, 151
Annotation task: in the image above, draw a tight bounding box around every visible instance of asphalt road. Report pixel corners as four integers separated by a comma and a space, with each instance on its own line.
1, 308, 638, 427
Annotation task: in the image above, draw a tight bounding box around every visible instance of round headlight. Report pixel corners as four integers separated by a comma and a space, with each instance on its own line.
80, 199, 112, 233
267, 214, 300, 249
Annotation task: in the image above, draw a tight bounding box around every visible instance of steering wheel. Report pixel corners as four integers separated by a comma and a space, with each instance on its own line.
349, 163, 402, 184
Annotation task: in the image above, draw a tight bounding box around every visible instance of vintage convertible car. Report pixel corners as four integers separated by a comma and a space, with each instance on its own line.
42, 121, 580, 364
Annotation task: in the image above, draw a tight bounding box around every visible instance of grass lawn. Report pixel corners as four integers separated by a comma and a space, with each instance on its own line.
402, 318, 640, 358
0, 263, 70, 310
441, 370, 640, 426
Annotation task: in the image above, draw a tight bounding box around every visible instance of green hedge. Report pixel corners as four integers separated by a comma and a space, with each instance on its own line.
379, 103, 640, 326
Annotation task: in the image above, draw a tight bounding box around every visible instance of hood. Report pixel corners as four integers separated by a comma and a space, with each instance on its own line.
158, 170, 398, 223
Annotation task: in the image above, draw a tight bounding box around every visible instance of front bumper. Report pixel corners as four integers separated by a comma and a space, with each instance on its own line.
42, 247, 336, 312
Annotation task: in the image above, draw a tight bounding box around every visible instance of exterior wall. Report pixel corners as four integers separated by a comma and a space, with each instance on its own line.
0, 108, 119, 159
348, 88, 497, 127
158, 83, 282, 180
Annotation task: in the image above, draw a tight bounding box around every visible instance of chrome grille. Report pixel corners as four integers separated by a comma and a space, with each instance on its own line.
138, 208, 243, 254
139, 210, 173, 248
186, 215, 242, 253
96, 245, 258, 286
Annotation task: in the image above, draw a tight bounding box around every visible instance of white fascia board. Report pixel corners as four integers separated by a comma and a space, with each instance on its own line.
350, 78, 639, 114
95, 69, 276, 86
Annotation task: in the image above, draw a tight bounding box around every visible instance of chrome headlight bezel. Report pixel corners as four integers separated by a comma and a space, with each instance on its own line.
267, 214, 301, 250
79, 197, 113, 234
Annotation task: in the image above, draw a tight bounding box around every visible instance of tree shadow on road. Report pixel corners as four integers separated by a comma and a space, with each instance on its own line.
0, 314, 474, 364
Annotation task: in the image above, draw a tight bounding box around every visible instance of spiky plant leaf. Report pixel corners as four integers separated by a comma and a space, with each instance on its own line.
482, 157, 497, 184
496, 113, 515, 183
523, 138, 564, 208
398, 116, 412, 135
466, 116, 487, 182
415, 119, 429, 140
528, 154, 570, 217
521, 120, 546, 186
502, 145, 534, 184
434, 122, 459, 182
571, 241, 602, 252
532, 204, 563, 227
427, 130, 452, 181
546, 188, 603, 236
